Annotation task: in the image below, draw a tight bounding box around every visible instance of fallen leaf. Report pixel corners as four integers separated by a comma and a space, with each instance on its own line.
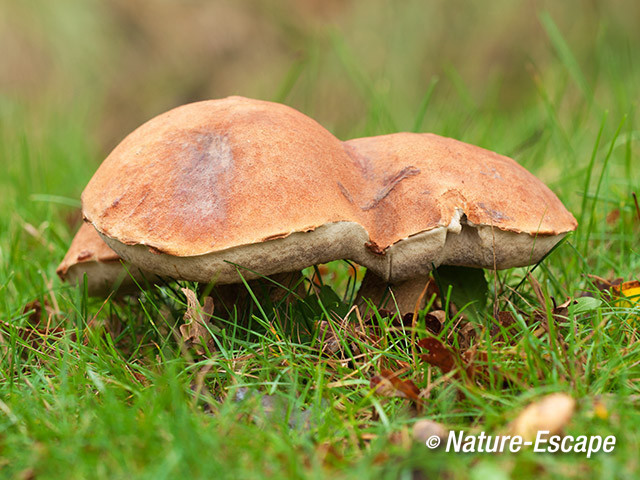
417, 337, 456, 374
461, 346, 488, 382
180, 288, 216, 356
423, 310, 444, 335
317, 317, 363, 359
490, 311, 518, 341
22, 299, 56, 324
508, 392, 575, 441
370, 369, 421, 403
606, 209, 620, 225
612, 280, 640, 308
592, 399, 609, 420
418, 337, 487, 384
310, 264, 330, 286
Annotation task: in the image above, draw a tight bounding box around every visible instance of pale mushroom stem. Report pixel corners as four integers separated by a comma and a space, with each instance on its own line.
356, 270, 432, 315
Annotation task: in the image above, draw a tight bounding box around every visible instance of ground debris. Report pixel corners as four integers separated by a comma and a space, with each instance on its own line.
180, 288, 216, 356
370, 368, 421, 404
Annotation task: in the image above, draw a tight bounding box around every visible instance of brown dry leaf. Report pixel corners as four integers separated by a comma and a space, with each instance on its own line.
418, 337, 488, 385
317, 320, 343, 355
317, 315, 364, 359
310, 264, 330, 286
490, 311, 518, 343
606, 209, 620, 225
496, 311, 516, 329
180, 288, 216, 356
22, 299, 56, 324
417, 337, 456, 374
424, 310, 444, 335
586, 274, 623, 294
370, 369, 421, 403
461, 346, 488, 382
508, 392, 576, 441
315, 442, 344, 468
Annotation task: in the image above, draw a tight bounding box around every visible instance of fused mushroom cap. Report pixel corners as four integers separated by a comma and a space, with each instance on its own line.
82, 98, 576, 284
340, 133, 577, 278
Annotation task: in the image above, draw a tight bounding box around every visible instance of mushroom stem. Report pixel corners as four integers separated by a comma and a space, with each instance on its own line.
356, 270, 432, 315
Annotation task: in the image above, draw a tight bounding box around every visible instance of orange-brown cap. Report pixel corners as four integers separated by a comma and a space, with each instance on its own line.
82, 96, 361, 257
82, 96, 370, 283
343, 132, 577, 246
341, 133, 577, 279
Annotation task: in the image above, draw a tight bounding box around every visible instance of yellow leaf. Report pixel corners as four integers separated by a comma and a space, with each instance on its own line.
612, 280, 640, 308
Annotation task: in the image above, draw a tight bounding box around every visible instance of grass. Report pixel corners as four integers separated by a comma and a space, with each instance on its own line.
1, 2, 640, 479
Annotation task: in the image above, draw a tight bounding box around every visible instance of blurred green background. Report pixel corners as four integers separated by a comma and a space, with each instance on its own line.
2, 0, 637, 152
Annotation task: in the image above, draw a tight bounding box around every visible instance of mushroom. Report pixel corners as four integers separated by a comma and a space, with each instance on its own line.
81, 96, 369, 286
342, 132, 577, 313
79, 96, 576, 315
56, 223, 157, 296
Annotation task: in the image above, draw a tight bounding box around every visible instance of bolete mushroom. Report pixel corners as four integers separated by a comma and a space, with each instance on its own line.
79, 96, 576, 314
81, 96, 371, 285
342, 133, 577, 312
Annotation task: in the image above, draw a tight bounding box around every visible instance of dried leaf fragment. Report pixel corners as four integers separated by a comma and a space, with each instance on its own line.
370, 369, 420, 403
417, 337, 486, 383
417, 337, 456, 374
612, 280, 640, 308
180, 288, 216, 356
423, 310, 444, 335
22, 299, 56, 324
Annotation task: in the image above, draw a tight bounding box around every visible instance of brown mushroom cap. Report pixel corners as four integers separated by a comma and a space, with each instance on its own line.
81, 97, 576, 285
56, 223, 157, 296
343, 133, 577, 245
83, 96, 362, 257
341, 132, 577, 279
82, 96, 370, 283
